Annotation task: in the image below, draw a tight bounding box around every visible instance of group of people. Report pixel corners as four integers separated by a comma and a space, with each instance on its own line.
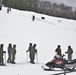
7, 43, 38, 64
55, 45, 73, 61
0, 43, 74, 65
26, 43, 37, 64
7, 7, 11, 13
7, 43, 16, 64
0, 43, 16, 65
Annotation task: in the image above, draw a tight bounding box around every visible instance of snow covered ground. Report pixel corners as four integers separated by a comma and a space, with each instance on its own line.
0, 7, 76, 75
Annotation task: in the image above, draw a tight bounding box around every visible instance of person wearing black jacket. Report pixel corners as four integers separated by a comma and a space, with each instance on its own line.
65, 46, 73, 61
11, 44, 16, 64
26, 43, 37, 64
7, 43, 12, 63
0, 44, 4, 65
55, 45, 62, 57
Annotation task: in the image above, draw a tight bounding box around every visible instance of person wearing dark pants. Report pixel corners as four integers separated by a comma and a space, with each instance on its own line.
65, 46, 73, 61
55, 45, 62, 57
7, 43, 12, 63
11, 44, 16, 64
26, 43, 37, 64
0, 44, 4, 65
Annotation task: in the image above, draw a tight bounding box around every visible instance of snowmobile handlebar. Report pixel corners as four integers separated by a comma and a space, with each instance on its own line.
62, 54, 65, 58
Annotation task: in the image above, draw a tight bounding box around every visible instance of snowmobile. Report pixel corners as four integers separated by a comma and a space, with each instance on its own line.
41, 54, 76, 71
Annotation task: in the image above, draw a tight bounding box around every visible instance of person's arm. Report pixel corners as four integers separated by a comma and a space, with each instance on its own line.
35, 49, 37, 53
26, 47, 30, 52
65, 49, 68, 53
65, 52, 68, 53
71, 49, 73, 54
26, 50, 29, 52
55, 49, 57, 52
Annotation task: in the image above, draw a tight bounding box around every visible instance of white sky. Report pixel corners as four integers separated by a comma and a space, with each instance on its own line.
40, 0, 76, 8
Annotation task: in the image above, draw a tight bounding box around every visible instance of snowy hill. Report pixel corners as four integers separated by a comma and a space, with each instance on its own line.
0, 7, 76, 75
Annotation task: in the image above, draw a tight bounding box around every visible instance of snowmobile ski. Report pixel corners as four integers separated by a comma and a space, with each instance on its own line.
41, 66, 52, 71
41, 66, 60, 71
52, 69, 76, 75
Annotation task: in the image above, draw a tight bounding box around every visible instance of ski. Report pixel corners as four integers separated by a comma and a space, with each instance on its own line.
52, 69, 76, 75
41, 66, 51, 71
41, 66, 59, 71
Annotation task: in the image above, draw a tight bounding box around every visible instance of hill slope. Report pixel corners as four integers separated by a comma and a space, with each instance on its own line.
0, 7, 76, 63
0, 7, 76, 75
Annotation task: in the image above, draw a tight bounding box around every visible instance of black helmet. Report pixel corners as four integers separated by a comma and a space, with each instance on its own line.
13, 44, 16, 47
29, 43, 32, 45
68, 45, 71, 48
9, 43, 12, 47
58, 45, 61, 47
68, 45, 71, 47
9, 43, 12, 45
1, 44, 4, 47
34, 44, 36, 46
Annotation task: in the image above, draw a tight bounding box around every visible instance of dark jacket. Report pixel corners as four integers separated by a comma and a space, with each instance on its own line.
55, 48, 62, 57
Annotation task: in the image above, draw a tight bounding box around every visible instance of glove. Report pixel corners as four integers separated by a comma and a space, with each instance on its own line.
65, 52, 67, 53
35, 49, 37, 53
26, 50, 28, 52
63, 54, 65, 56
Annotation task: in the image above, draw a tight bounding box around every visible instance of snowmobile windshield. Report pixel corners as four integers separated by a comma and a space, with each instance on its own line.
53, 55, 61, 60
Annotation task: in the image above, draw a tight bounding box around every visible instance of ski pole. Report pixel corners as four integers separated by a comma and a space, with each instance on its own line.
72, 54, 74, 59
36, 52, 39, 64
26, 51, 28, 63
3, 51, 6, 65
5, 52, 6, 65
65, 52, 67, 60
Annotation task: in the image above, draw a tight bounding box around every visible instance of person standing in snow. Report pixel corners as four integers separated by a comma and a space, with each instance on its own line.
30, 44, 37, 64
26, 43, 32, 63
26, 43, 37, 64
9, 8, 11, 11
65, 45, 73, 61
26, 43, 32, 62
32, 15, 35, 21
0, 0, 2, 10
7, 43, 12, 63
11, 44, 16, 64
7, 7, 10, 13
0, 44, 4, 65
55, 45, 62, 57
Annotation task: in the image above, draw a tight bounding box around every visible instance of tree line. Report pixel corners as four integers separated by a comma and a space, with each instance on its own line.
3, 0, 38, 11
2, 0, 76, 20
